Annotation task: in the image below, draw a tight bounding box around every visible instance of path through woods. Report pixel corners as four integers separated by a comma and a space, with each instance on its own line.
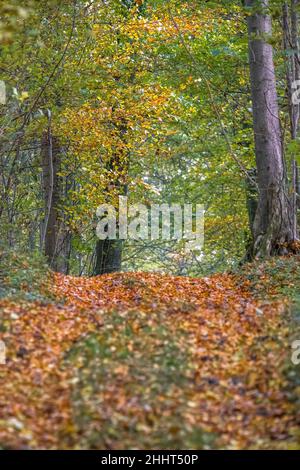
0, 271, 299, 449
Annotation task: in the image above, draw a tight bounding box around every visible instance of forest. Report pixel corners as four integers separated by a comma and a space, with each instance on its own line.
1, 0, 300, 452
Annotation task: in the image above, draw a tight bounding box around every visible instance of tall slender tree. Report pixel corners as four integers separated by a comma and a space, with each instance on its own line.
245, 0, 295, 257
41, 128, 71, 274
282, 0, 300, 238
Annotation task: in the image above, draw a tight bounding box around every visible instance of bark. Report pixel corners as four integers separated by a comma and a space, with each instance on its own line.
290, 0, 300, 138
94, 114, 128, 275
283, 1, 299, 238
41, 130, 71, 273
246, 168, 258, 237
94, 239, 123, 275
94, 188, 127, 275
245, 0, 294, 257
244, 168, 258, 261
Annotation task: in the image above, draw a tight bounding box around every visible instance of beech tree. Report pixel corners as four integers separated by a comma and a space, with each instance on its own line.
245, 0, 296, 257
41, 130, 71, 274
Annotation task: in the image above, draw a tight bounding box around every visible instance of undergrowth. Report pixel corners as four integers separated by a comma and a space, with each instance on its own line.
0, 249, 52, 302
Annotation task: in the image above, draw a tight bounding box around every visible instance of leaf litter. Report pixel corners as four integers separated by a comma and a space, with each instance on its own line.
0, 271, 299, 449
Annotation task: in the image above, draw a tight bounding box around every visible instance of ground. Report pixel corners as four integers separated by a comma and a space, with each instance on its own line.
0, 260, 300, 449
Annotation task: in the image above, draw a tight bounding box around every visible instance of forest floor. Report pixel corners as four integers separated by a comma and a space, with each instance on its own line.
0, 257, 300, 449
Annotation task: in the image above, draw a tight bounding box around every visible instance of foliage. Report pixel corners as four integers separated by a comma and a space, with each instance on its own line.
239, 255, 300, 301
0, 0, 256, 274
0, 249, 51, 301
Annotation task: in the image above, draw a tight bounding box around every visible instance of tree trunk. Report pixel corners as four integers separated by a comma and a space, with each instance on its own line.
283, 1, 299, 238
94, 112, 129, 275
245, 168, 258, 237
41, 130, 71, 273
94, 239, 123, 275
245, 0, 294, 257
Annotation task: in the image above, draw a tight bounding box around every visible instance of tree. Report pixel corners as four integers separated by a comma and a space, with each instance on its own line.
245, 0, 295, 257
282, 0, 300, 239
41, 128, 71, 273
